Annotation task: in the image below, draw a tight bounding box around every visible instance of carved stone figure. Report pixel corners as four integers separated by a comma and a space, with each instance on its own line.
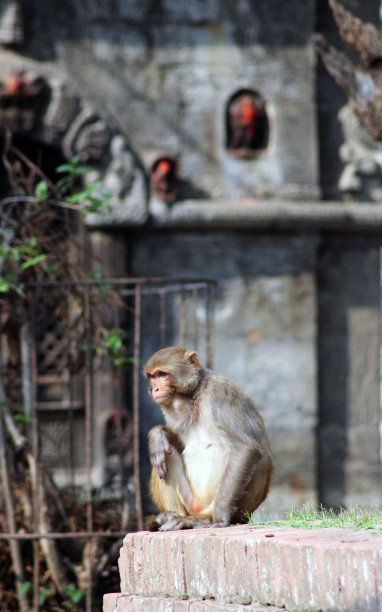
338, 104, 382, 200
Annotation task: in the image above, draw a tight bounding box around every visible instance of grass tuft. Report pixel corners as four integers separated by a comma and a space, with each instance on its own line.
249, 505, 382, 534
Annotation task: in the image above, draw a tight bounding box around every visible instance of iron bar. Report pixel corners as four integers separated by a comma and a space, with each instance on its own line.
25, 277, 216, 288
192, 288, 199, 351
159, 292, 167, 347
113, 304, 125, 504
0, 361, 29, 612
84, 286, 94, 612
0, 532, 127, 539
68, 370, 76, 491
179, 286, 186, 346
120, 281, 215, 298
30, 291, 40, 612
206, 283, 215, 369
133, 285, 143, 531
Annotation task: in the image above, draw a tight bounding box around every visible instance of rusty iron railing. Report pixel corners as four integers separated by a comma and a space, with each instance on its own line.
0, 277, 215, 612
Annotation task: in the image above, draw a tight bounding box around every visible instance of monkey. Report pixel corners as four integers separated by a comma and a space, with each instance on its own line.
144, 346, 273, 531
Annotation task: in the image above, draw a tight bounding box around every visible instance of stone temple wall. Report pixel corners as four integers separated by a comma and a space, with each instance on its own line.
1, 0, 319, 205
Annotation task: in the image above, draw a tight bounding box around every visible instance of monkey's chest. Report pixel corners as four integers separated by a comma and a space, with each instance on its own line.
182, 429, 229, 507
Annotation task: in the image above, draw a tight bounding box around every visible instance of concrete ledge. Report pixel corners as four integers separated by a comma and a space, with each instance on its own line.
114, 525, 382, 612
149, 199, 382, 232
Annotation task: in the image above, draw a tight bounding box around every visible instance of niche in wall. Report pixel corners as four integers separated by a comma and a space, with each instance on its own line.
225, 89, 268, 159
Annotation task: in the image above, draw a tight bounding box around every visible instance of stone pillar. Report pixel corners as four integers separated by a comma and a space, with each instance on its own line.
318, 238, 382, 508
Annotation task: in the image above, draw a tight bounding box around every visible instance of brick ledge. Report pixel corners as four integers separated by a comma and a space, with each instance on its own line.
106, 525, 382, 612
103, 593, 290, 611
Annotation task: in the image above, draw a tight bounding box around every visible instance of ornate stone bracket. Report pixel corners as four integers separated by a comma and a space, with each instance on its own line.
338, 104, 382, 201
0, 72, 148, 225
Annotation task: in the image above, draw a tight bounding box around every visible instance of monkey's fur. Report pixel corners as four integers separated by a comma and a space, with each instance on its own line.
144, 346, 273, 531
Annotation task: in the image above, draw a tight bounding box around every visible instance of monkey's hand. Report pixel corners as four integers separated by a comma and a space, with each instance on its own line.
148, 425, 173, 479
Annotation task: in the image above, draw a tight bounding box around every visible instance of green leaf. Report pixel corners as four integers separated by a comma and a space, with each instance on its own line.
0, 276, 11, 292
38, 587, 53, 605
20, 254, 47, 271
14, 410, 32, 424
66, 191, 87, 204
56, 163, 74, 174
105, 331, 123, 353
21, 582, 32, 596
65, 583, 86, 604
45, 261, 61, 277
57, 155, 90, 177
34, 180, 49, 202
10, 248, 21, 261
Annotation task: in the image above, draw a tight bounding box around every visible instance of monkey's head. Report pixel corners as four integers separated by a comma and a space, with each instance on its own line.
144, 346, 202, 405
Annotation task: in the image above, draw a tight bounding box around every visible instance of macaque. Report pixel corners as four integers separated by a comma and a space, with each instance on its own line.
144, 346, 273, 531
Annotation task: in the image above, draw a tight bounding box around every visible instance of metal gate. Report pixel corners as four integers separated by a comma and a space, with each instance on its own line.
0, 277, 215, 612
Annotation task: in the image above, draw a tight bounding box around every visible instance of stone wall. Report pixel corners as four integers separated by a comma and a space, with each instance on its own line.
318, 237, 382, 509
1, 0, 319, 206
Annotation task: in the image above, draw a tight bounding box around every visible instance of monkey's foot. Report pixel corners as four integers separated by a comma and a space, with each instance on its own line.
148, 512, 179, 531
206, 520, 230, 528
159, 516, 211, 531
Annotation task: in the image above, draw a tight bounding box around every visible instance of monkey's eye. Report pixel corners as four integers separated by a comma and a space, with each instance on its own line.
157, 371, 168, 378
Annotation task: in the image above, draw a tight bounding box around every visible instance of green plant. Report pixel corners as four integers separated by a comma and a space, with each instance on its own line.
0, 155, 112, 294
92, 329, 134, 369
249, 505, 382, 534
65, 583, 86, 605
0, 143, 122, 612
14, 407, 32, 425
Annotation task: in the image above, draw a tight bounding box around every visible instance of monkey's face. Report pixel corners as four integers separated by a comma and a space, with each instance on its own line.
144, 347, 202, 403
146, 369, 175, 405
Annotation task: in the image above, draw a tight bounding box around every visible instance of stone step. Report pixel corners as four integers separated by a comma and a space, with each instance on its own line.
107, 524, 382, 612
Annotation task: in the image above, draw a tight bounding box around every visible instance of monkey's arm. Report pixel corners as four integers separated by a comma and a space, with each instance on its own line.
149, 425, 198, 527
148, 425, 184, 479
212, 443, 264, 526
208, 380, 272, 525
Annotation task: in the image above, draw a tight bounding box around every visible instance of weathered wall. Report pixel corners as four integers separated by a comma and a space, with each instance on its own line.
318, 237, 382, 508
2, 0, 319, 202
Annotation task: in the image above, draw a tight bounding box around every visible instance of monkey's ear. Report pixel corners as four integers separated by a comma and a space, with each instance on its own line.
187, 351, 201, 370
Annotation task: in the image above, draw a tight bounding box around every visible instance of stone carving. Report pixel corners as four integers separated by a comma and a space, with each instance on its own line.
84, 135, 147, 225
62, 106, 110, 163
0, 0, 24, 46
316, 0, 382, 144
315, 0, 382, 200
338, 104, 382, 200
0, 71, 147, 224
